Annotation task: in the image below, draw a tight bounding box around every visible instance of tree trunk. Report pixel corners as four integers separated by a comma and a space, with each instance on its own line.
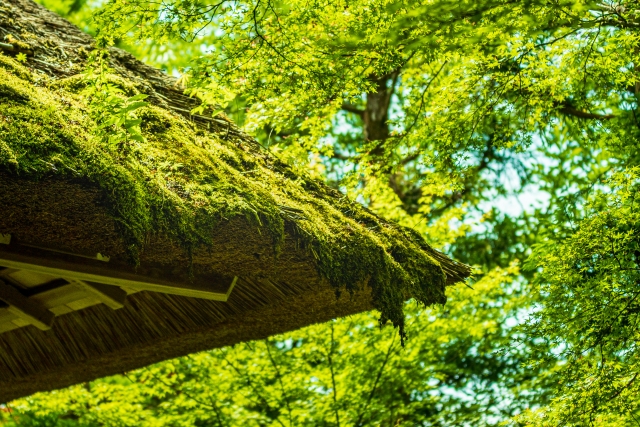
364, 75, 394, 142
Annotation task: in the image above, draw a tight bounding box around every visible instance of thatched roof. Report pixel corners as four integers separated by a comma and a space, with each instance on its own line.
0, 0, 471, 402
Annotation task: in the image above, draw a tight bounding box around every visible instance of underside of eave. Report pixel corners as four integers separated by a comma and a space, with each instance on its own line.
0, 274, 373, 403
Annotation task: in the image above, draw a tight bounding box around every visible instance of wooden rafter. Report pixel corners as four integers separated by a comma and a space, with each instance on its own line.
0, 239, 237, 302
0, 279, 54, 330
0, 234, 239, 334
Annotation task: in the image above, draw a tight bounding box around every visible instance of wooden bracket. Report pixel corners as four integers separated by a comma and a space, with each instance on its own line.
68, 280, 127, 310
0, 245, 237, 302
0, 279, 54, 330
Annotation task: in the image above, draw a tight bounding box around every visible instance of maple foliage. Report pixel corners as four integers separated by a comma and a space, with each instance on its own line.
5, 0, 640, 424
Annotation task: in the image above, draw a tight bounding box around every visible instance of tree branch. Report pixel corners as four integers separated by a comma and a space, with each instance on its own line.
327, 323, 341, 427
355, 334, 397, 427
558, 104, 615, 120
265, 339, 293, 427
341, 103, 365, 117
223, 353, 287, 427
264, 124, 309, 139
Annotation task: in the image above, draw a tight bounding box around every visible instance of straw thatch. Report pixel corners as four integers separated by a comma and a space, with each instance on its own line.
0, 0, 471, 403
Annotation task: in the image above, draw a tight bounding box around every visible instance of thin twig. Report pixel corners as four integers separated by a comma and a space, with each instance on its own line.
355, 334, 397, 426
265, 339, 293, 427
327, 323, 341, 427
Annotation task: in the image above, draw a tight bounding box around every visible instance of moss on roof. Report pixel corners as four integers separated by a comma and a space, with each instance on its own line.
0, 52, 467, 341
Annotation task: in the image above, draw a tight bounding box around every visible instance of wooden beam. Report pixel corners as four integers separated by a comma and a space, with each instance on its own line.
0, 250, 237, 301
0, 268, 20, 278
69, 280, 127, 310
21, 243, 110, 262
27, 283, 86, 308
0, 279, 54, 331
0, 307, 22, 334
85, 276, 239, 301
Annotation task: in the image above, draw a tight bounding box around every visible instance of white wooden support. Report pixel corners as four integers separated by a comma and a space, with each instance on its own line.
0, 279, 54, 330
0, 252, 237, 301
69, 280, 127, 310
